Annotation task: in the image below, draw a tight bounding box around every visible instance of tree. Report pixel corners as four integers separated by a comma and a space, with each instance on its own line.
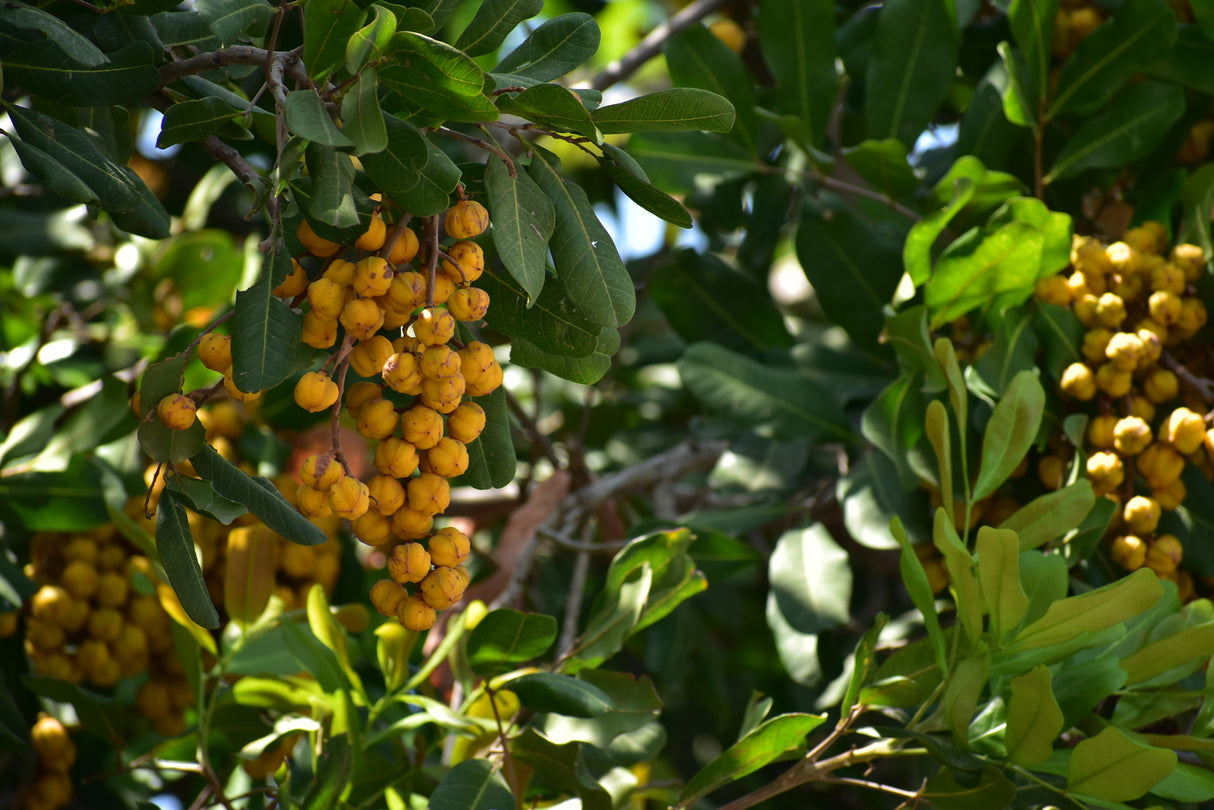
3, 0, 1214, 808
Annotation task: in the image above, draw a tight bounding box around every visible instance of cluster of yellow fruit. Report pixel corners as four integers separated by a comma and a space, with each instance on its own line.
16, 713, 77, 810
1038, 223, 1209, 596
1051, 0, 1104, 61
286, 198, 503, 631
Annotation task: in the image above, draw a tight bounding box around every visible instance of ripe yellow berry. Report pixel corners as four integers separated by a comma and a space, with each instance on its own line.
407, 472, 451, 516
302, 311, 339, 349
1146, 534, 1184, 576
354, 256, 393, 298
1112, 416, 1152, 456
323, 258, 357, 286
447, 287, 491, 322
357, 398, 400, 441
428, 526, 470, 568
308, 278, 347, 320
1073, 294, 1100, 327
157, 394, 198, 431
420, 345, 461, 379
349, 335, 394, 379
198, 333, 233, 372
1035, 273, 1073, 306
387, 542, 432, 584
329, 477, 370, 520
426, 437, 469, 478
398, 594, 437, 630
1135, 325, 1164, 365
1143, 368, 1179, 404
383, 352, 424, 395
299, 453, 345, 490
1086, 414, 1117, 449
418, 566, 466, 610
1149, 290, 1183, 326
367, 474, 406, 516
402, 405, 445, 449
421, 374, 467, 413
709, 18, 746, 52
445, 199, 490, 239
294, 371, 339, 413
1176, 297, 1208, 338
1170, 243, 1206, 281
1153, 477, 1187, 510
1151, 263, 1186, 295
1104, 332, 1144, 371
298, 218, 342, 258
1164, 406, 1207, 455
273, 259, 310, 298
340, 297, 386, 341
390, 506, 434, 540
1123, 495, 1162, 535
441, 241, 485, 283
386, 271, 427, 312
1081, 329, 1114, 364
31, 713, 75, 768
60, 560, 99, 600
370, 579, 408, 617
413, 307, 456, 346
1094, 293, 1127, 329
388, 226, 420, 264
447, 402, 487, 443
344, 381, 382, 418
1093, 363, 1131, 398
87, 605, 124, 642
356, 214, 388, 252
96, 571, 130, 607
1138, 442, 1186, 489
298, 483, 335, 518
375, 438, 421, 478
1111, 534, 1147, 571
352, 511, 394, 545
1085, 451, 1124, 496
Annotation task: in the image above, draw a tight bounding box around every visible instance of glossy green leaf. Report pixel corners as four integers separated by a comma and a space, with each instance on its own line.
942, 651, 988, 747
1005, 664, 1062, 765
466, 609, 557, 677
158, 98, 246, 148
281, 620, 347, 692
306, 585, 363, 694
1120, 620, 1214, 685
1033, 301, 1085, 378
528, 147, 634, 328
21, 676, 123, 748
300, 734, 352, 810
455, 0, 542, 56
927, 155, 1024, 219
511, 729, 612, 810
358, 113, 430, 194
461, 387, 516, 489
679, 713, 827, 805
4, 136, 98, 205
562, 564, 650, 673
340, 70, 388, 155
678, 342, 854, 443
892, 517, 949, 674
492, 13, 600, 81
1009, 568, 1163, 651
429, 759, 516, 810
231, 240, 302, 393
1068, 727, 1176, 801
485, 153, 554, 302
627, 131, 756, 193
866, 0, 958, 146
380, 33, 498, 123
1049, 0, 1176, 118
540, 670, 662, 747
1009, 0, 1058, 113
192, 443, 327, 546
6, 0, 108, 65
756, 0, 836, 147
479, 267, 597, 356
597, 143, 692, 228
1150, 762, 1214, 803
509, 330, 620, 385
933, 509, 983, 647
970, 307, 1039, 398
195, 0, 274, 45
155, 489, 220, 629
0, 457, 111, 532
506, 672, 614, 718
843, 613, 888, 715
976, 526, 1029, 640
2, 40, 159, 107
593, 88, 734, 135
496, 84, 598, 139
999, 480, 1094, 551
905, 177, 976, 287
925, 400, 954, 525
306, 144, 359, 228
346, 3, 395, 72
839, 452, 920, 551
285, 91, 354, 148
1046, 82, 1184, 183
862, 373, 928, 489
973, 370, 1044, 500
796, 201, 907, 354
600, 528, 706, 633
842, 139, 921, 198
303, 0, 365, 80
998, 41, 1036, 128
924, 766, 1017, 810
770, 524, 853, 634
924, 198, 1072, 329
108, 176, 172, 239
385, 136, 461, 215
663, 23, 759, 153
651, 248, 792, 352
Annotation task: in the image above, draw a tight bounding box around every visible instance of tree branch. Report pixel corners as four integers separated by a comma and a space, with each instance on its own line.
590, 0, 730, 91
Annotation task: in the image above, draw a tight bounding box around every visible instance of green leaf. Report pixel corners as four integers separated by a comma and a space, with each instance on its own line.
231, 240, 302, 393
1033, 301, 1085, 379
1046, 82, 1184, 183
108, 171, 172, 239
839, 452, 922, 551
1048, 0, 1177, 118
510, 729, 612, 810
1009, 0, 1058, 113
843, 613, 888, 715
757, 0, 837, 148
527, 147, 634, 328
1067, 727, 1176, 802
281, 620, 347, 692
4, 135, 99, 205
998, 41, 1036, 128
2, 40, 160, 107
380, 33, 498, 123
539, 670, 662, 747
155, 489, 221, 629
1150, 762, 1214, 803
0, 405, 64, 470
505, 672, 614, 718
0, 457, 111, 532
925, 400, 954, 523
6, 0, 108, 65
563, 564, 651, 673
485, 154, 554, 302
346, 3, 396, 72
969, 307, 1040, 398
285, 91, 355, 148
678, 342, 854, 443
865, 0, 958, 146
593, 88, 735, 135
905, 177, 976, 287
678, 713, 827, 806
769, 524, 852, 634
892, 516, 949, 674
466, 608, 557, 677
493, 13, 600, 82
305, 144, 360, 228
795, 200, 906, 354
1119, 620, 1214, 685
663, 23, 760, 154
861, 373, 928, 489
302, 0, 365, 80
510, 330, 620, 385
1009, 568, 1164, 651
933, 509, 984, 647
942, 651, 988, 747
454, 0, 542, 56
137, 353, 206, 464
429, 759, 516, 810
300, 734, 352, 810
21, 676, 124, 748
627, 131, 756, 193
28, 378, 133, 472
195, 0, 274, 46
340, 70, 388, 156
168, 476, 246, 525
924, 766, 1017, 810
842, 139, 921, 198
650, 248, 792, 353
306, 585, 363, 693
600, 528, 707, 633
358, 113, 430, 194
192, 443, 327, 546
478, 267, 598, 356
158, 98, 247, 148
924, 197, 1072, 329
1005, 664, 1063, 765
973, 370, 1044, 500
496, 84, 598, 139
461, 387, 516, 489
597, 143, 693, 228
388, 136, 462, 216
976, 526, 1029, 641
999, 480, 1095, 551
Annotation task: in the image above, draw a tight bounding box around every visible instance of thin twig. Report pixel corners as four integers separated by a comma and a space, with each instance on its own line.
504, 388, 561, 470
484, 684, 520, 799
558, 521, 595, 656
590, 0, 731, 91
537, 527, 628, 554
424, 215, 440, 308
158, 46, 308, 88
437, 128, 517, 178
201, 136, 264, 195
1163, 350, 1214, 402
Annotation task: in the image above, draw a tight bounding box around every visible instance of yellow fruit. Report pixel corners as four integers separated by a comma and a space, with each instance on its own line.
398, 594, 437, 631
447, 287, 490, 322
353, 256, 393, 298
1164, 406, 1206, 455
344, 381, 382, 417
418, 566, 465, 610
1035, 273, 1073, 306
1170, 243, 1205, 281
710, 18, 746, 52
1085, 451, 1124, 496
198, 333, 233, 372
1146, 534, 1183, 576
387, 226, 420, 264
157, 394, 198, 431
386, 270, 427, 311
299, 453, 345, 490
294, 371, 340, 413
1086, 414, 1117, 449
383, 352, 424, 395
1138, 442, 1186, 489
223, 372, 261, 403
367, 474, 407, 516
407, 472, 451, 516
1081, 328, 1114, 364
95, 571, 130, 607
375, 438, 421, 478
387, 542, 432, 585
1093, 363, 1132, 398
30, 713, 75, 768
308, 278, 347, 320
297, 484, 335, 518
1104, 332, 1143, 371
1111, 534, 1147, 571
302, 311, 339, 349
402, 405, 445, 449
1150, 263, 1186, 295
329, 477, 371, 520
1094, 292, 1127, 329
59, 560, 99, 600
273, 259, 309, 298
351, 511, 393, 546
1112, 416, 1152, 456
356, 214, 388, 252
447, 402, 487, 443
357, 398, 399, 440
444, 200, 490, 239
413, 307, 456, 346
428, 526, 470, 568
421, 375, 467, 413
370, 579, 408, 617
426, 437, 469, 478
349, 335, 395, 379
340, 296, 386, 341
1153, 477, 1187, 510
390, 506, 434, 541
1122, 496, 1161, 535
1149, 290, 1182, 326
441, 241, 485, 283
298, 219, 343, 257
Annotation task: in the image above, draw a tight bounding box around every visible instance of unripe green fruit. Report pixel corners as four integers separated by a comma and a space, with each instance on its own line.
157, 394, 198, 431
294, 371, 339, 413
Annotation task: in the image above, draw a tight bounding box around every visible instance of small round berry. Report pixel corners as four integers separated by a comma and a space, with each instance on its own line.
398, 594, 437, 631
356, 213, 388, 252
358, 398, 400, 441
447, 287, 490, 322
387, 226, 420, 264
349, 335, 395, 379
198, 333, 233, 372
375, 438, 421, 478
367, 474, 406, 516
1112, 416, 1152, 456
1110, 534, 1147, 571
340, 297, 386, 341
387, 542, 432, 585
402, 405, 445, 449
1122, 495, 1161, 535
444, 199, 490, 239
413, 307, 456, 346
428, 526, 470, 568
294, 371, 339, 413
272, 259, 309, 298
418, 566, 466, 610
353, 256, 393, 298
157, 394, 198, 431
330, 477, 371, 520
426, 437, 469, 478
441, 241, 485, 283
407, 472, 451, 516
370, 579, 407, 617
298, 218, 342, 257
